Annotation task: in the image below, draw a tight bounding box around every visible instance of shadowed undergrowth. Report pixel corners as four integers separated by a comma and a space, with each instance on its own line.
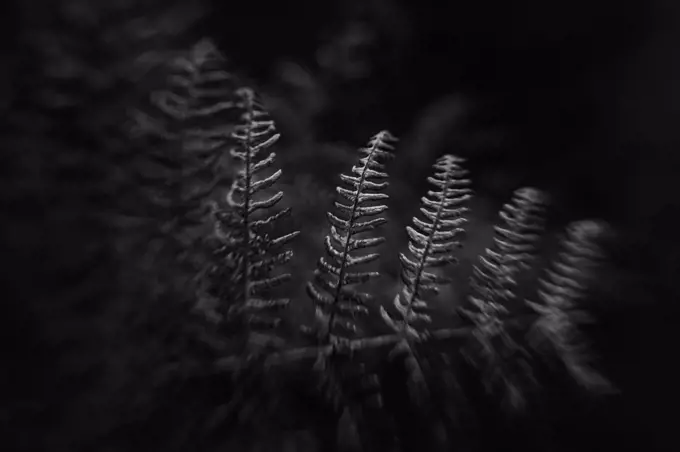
2, 13, 661, 451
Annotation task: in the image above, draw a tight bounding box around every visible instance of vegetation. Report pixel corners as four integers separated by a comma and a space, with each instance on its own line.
5, 2, 675, 451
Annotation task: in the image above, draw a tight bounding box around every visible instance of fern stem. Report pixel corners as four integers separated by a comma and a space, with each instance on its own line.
325, 139, 379, 344
402, 170, 452, 333
309, 131, 394, 344
241, 92, 253, 307
382, 154, 470, 338
215, 314, 538, 371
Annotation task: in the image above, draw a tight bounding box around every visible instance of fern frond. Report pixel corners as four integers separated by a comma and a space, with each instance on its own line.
527, 219, 614, 393
376, 154, 471, 418
381, 154, 472, 339
216, 86, 299, 330
130, 38, 241, 305
149, 38, 240, 187
306, 130, 396, 345
460, 187, 549, 410
130, 38, 240, 242
155, 38, 238, 115
461, 187, 549, 322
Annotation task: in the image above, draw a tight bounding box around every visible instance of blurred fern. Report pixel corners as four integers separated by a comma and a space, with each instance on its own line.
527, 219, 614, 393
128, 37, 243, 310
3, 3, 206, 451
210, 87, 300, 336
30, 30, 620, 452
459, 187, 550, 410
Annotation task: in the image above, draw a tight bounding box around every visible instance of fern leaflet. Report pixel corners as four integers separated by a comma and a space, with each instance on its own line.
372, 154, 470, 441
527, 219, 614, 393
216, 87, 299, 330
131, 38, 240, 306
306, 130, 396, 345
381, 154, 471, 339
468, 187, 549, 316
147, 38, 239, 198
460, 187, 549, 410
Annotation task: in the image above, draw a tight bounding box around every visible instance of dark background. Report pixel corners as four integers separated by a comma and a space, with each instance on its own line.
211, 0, 680, 225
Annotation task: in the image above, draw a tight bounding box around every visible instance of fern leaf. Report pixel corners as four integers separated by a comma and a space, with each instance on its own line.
138, 38, 238, 198
377, 154, 471, 416
306, 131, 396, 345
460, 187, 550, 411
157, 38, 239, 120
150, 38, 240, 180
131, 38, 241, 312
527, 219, 615, 393
381, 154, 472, 339
215, 87, 299, 330
462, 187, 549, 322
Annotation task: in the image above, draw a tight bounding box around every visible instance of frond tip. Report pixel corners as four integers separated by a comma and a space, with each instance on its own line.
381, 154, 472, 340
467, 186, 550, 318
157, 38, 239, 123
306, 130, 397, 344
527, 219, 615, 393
